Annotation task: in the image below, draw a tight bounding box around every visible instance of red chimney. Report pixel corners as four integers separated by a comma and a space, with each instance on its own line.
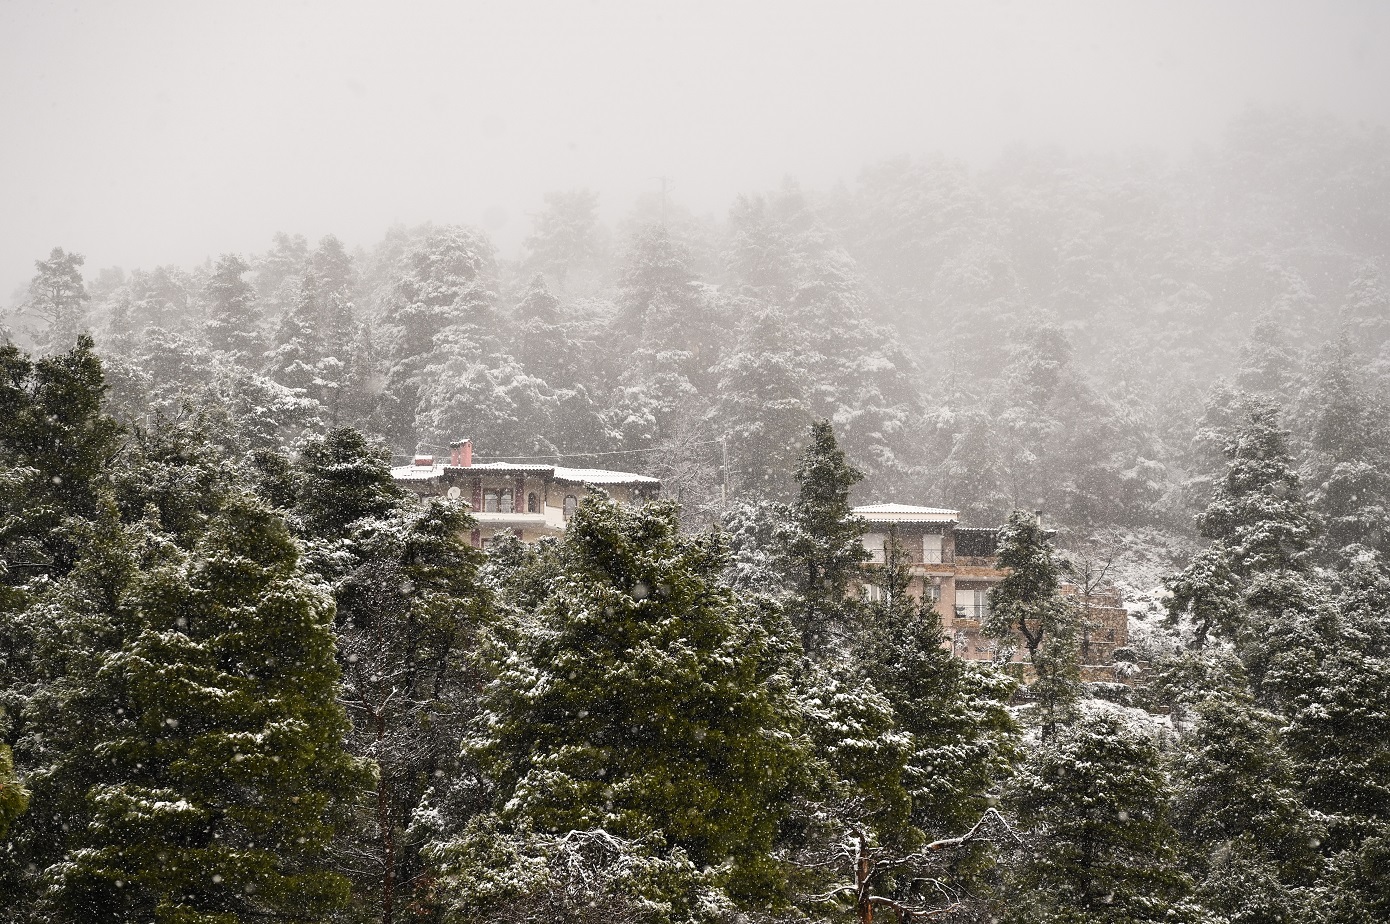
450, 439, 472, 467
413, 454, 433, 467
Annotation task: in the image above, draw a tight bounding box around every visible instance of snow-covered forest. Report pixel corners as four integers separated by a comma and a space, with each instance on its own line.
3, 106, 1389, 923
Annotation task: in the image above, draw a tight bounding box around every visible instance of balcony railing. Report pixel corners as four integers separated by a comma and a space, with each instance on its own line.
864, 549, 952, 565
953, 604, 990, 620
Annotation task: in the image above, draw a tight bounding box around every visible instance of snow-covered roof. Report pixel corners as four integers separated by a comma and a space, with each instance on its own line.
392, 462, 449, 480
852, 503, 959, 523
390, 461, 658, 485
552, 466, 659, 485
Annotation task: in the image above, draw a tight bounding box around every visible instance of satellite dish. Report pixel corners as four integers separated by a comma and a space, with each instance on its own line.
446, 486, 461, 500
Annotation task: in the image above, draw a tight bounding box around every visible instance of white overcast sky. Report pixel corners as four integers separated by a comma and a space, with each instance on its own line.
2, 0, 1388, 300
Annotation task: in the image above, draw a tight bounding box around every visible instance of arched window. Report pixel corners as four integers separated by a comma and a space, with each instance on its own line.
527, 492, 539, 513
500, 489, 514, 513
563, 494, 578, 519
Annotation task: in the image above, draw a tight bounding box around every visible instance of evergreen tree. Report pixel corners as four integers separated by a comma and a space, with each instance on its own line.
1295, 343, 1390, 559
780, 421, 868, 654
1169, 693, 1322, 887
0, 744, 27, 840
523, 189, 602, 292
1197, 400, 1317, 578
3, 408, 368, 923
204, 254, 263, 363
377, 226, 497, 446
463, 493, 806, 899
1003, 713, 1195, 924
1340, 260, 1390, 371
0, 336, 123, 584
708, 306, 816, 498
984, 510, 1080, 738
1167, 401, 1319, 652
309, 234, 357, 307
19, 247, 89, 353
293, 429, 490, 924
857, 530, 1018, 836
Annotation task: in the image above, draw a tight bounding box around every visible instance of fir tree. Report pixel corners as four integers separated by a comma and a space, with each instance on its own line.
857, 530, 1018, 836
203, 254, 263, 363
1003, 713, 1195, 924
984, 510, 1080, 738
292, 427, 490, 924
7, 426, 368, 922
1197, 400, 1317, 578
0, 744, 27, 840
464, 493, 806, 899
780, 421, 868, 655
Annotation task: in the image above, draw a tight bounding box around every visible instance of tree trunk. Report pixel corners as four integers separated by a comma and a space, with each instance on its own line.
376, 710, 395, 924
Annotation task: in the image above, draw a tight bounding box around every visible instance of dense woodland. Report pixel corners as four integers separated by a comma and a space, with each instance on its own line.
2, 109, 1389, 922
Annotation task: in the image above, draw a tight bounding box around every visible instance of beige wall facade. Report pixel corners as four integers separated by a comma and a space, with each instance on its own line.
854, 506, 1129, 673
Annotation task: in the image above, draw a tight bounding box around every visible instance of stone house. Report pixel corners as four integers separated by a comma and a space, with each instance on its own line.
391, 439, 660, 547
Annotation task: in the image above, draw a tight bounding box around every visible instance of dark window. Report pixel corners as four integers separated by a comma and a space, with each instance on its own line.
563, 494, 578, 519
528, 492, 539, 513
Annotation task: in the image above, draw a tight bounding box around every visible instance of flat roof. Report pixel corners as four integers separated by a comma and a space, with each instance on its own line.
853, 503, 960, 523
391, 461, 659, 485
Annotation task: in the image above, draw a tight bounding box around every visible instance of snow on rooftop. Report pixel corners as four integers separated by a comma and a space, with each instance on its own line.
552, 465, 659, 485
390, 461, 658, 485
852, 502, 960, 523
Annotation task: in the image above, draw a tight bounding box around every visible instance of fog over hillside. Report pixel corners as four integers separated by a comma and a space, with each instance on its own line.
4, 4, 1390, 924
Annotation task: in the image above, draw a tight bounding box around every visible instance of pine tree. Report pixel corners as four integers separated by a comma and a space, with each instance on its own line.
293, 428, 490, 924
1295, 343, 1390, 559
1166, 401, 1320, 651
4, 410, 369, 923
1003, 713, 1196, 924
780, 421, 868, 654
523, 189, 602, 292
204, 254, 263, 363
1197, 400, 1317, 577
0, 744, 27, 839
464, 493, 806, 898
857, 530, 1018, 836
19, 247, 89, 353
0, 336, 123, 584
1169, 693, 1322, 884
377, 227, 497, 446
983, 510, 1080, 738
1340, 260, 1390, 371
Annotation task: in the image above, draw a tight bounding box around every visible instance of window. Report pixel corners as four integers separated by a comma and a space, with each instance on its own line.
955, 588, 988, 620
864, 583, 884, 603
563, 494, 578, 519
863, 533, 886, 563
499, 489, 514, 513
923, 533, 943, 564
484, 490, 500, 513
927, 581, 941, 603
528, 492, 539, 513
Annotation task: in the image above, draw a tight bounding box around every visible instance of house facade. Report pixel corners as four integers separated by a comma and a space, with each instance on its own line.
391, 439, 660, 547
852, 503, 1128, 671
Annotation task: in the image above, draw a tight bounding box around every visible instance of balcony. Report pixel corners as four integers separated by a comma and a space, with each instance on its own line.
864, 548, 952, 565
953, 603, 990, 620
